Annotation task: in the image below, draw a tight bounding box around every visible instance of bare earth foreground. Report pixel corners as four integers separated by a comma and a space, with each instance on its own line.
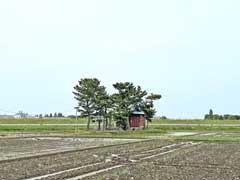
0, 137, 240, 180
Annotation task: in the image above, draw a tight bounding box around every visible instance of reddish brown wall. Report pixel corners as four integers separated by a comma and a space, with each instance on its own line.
129, 114, 145, 129
139, 115, 145, 127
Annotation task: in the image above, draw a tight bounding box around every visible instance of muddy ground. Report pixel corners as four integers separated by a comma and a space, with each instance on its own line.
1, 137, 240, 180
0, 137, 140, 161
88, 142, 240, 180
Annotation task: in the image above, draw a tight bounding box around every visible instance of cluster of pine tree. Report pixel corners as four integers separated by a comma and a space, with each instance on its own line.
73, 78, 161, 130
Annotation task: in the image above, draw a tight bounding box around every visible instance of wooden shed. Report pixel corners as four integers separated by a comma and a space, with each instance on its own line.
129, 111, 145, 130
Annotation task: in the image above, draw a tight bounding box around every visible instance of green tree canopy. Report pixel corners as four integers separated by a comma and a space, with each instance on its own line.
142, 93, 162, 124
112, 82, 147, 130
73, 79, 162, 130
73, 78, 106, 130
94, 86, 112, 130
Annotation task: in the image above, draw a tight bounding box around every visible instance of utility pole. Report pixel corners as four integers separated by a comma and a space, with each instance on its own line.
74, 107, 78, 134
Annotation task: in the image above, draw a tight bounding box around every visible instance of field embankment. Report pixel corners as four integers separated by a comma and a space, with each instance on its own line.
1, 118, 240, 137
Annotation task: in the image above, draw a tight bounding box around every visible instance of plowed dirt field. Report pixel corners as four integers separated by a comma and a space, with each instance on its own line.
1, 137, 239, 180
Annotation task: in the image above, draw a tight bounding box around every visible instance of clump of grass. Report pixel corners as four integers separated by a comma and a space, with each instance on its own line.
153, 125, 240, 132
175, 136, 240, 142
151, 119, 240, 124
0, 118, 87, 124
0, 125, 87, 132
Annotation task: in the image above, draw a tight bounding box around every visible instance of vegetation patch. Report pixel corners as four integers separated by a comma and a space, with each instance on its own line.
175, 135, 240, 142
151, 119, 240, 124
153, 125, 240, 132
0, 118, 87, 124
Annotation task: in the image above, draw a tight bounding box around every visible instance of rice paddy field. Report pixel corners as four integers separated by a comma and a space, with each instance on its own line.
1, 118, 240, 180
1, 118, 240, 133
1, 135, 240, 180
1, 118, 240, 125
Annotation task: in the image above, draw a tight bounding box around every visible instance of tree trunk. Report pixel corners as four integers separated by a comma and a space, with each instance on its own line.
103, 108, 107, 131
105, 118, 108, 129
87, 115, 91, 130
102, 118, 105, 131
109, 117, 112, 128
98, 120, 101, 130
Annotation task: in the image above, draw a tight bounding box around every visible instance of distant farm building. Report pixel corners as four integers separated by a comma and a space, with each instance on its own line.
129, 111, 145, 129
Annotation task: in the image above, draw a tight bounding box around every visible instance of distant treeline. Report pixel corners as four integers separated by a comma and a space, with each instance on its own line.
205, 109, 240, 120
154, 116, 168, 120
36, 112, 64, 118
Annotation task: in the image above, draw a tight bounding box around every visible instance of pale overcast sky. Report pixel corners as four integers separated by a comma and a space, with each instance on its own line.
1, 0, 240, 118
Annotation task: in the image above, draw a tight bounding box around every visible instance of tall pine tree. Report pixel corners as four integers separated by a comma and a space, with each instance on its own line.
73, 78, 106, 130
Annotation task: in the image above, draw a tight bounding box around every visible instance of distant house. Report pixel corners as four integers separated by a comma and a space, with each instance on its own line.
0, 115, 14, 118
13, 114, 21, 119
129, 111, 145, 130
